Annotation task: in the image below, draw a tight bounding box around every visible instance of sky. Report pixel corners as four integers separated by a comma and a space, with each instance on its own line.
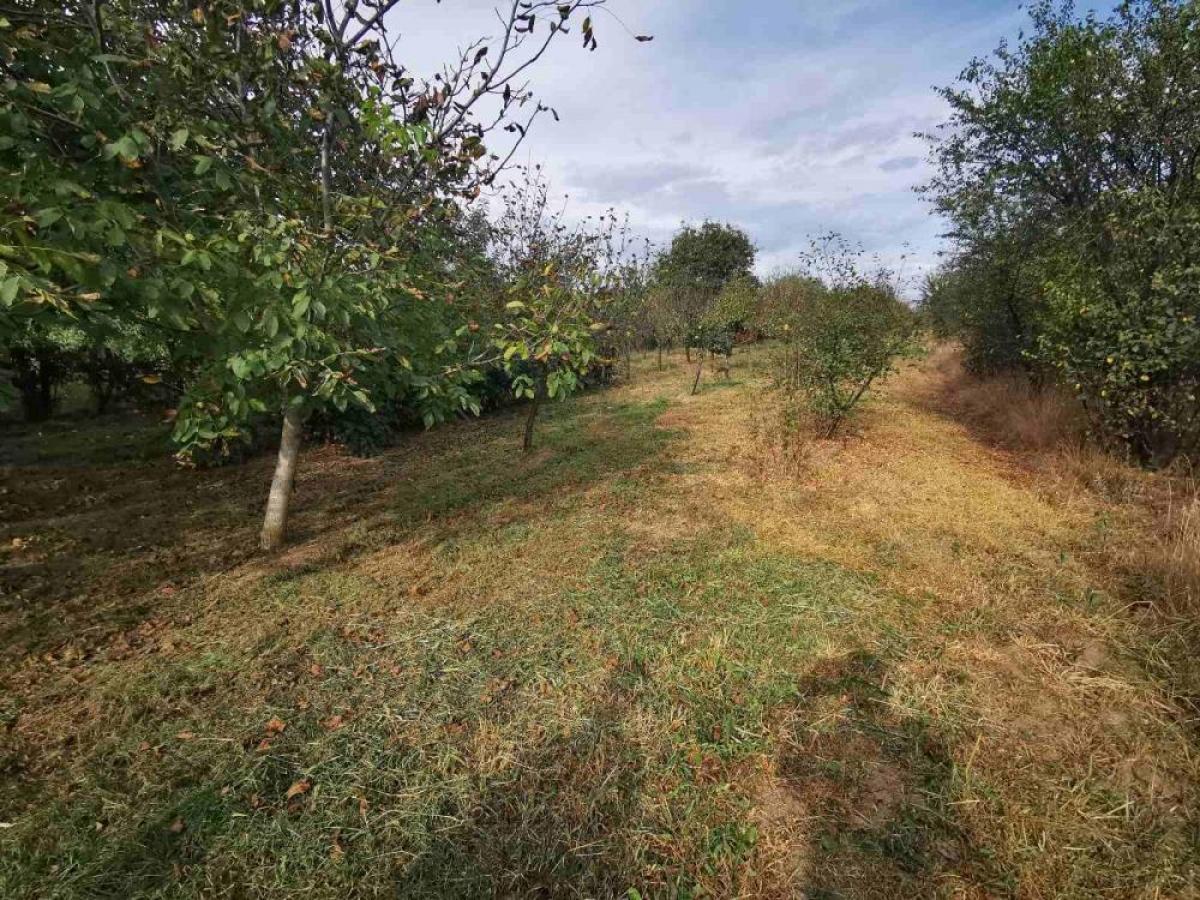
387, 0, 1036, 285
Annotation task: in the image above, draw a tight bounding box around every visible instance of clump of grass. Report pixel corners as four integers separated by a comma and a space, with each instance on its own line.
1154, 479, 1200, 616
925, 344, 1085, 452
745, 396, 815, 478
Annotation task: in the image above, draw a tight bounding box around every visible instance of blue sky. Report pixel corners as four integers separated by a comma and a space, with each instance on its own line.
393, 1, 1040, 282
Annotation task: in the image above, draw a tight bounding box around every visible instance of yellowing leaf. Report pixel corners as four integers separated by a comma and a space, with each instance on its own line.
285, 779, 310, 800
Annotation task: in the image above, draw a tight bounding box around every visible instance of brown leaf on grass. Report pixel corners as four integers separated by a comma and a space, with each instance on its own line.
358, 797, 370, 818
264, 716, 286, 734
256, 738, 273, 753
176, 731, 195, 741
285, 780, 310, 801
168, 818, 185, 834
323, 714, 344, 730
137, 741, 152, 752
309, 663, 323, 677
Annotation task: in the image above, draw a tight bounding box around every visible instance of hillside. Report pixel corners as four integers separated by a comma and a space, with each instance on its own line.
1, 347, 1196, 899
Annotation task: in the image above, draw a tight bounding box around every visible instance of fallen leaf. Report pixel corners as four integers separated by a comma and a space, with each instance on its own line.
256, 738, 273, 753
168, 818, 185, 834
138, 741, 151, 752
323, 715, 344, 730
285, 780, 310, 801
176, 731, 195, 741
309, 663, 323, 677
264, 717, 286, 734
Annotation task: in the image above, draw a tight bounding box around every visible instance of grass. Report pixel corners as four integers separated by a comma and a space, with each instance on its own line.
1, 347, 1197, 898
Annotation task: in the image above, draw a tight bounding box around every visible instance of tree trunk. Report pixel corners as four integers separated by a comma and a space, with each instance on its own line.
690, 351, 705, 395
522, 387, 543, 453
657, 346, 663, 370
260, 404, 304, 552
625, 347, 632, 382
685, 345, 691, 363
319, 125, 333, 232
13, 352, 56, 422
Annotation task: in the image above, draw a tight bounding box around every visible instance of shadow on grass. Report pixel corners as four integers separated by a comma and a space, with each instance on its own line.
2, 669, 652, 900
0, 394, 674, 656
784, 651, 1018, 899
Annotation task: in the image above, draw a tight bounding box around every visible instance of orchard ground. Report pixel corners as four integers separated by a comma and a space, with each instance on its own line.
1, 346, 1196, 899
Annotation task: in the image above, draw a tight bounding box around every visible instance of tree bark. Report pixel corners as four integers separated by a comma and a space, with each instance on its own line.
319, 124, 333, 232
13, 351, 57, 422
657, 346, 663, 370
690, 351, 705, 395
260, 404, 304, 552
522, 387, 543, 453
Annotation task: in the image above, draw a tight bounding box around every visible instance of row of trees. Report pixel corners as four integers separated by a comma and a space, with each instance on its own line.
2, 0, 915, 551
921, 0, 1200, 467
0, 0, 656, 549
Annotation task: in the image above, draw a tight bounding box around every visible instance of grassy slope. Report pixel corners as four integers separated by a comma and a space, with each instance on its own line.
1, 349, 1196, 899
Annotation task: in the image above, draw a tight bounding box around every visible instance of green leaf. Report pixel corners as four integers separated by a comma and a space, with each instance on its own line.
0, 276, 19, 305
193, 155, 214, 175
169, 128, 190, 151
103, 135, 140, 161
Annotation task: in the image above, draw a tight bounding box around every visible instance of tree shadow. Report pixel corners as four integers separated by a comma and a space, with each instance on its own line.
779, 650, 1018, 899
0, 394, 674, 657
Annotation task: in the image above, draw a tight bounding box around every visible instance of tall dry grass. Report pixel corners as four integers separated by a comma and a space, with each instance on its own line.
927, 344, 1199, 618
1158, 481, 1200, 616
924, 343, 1086, 452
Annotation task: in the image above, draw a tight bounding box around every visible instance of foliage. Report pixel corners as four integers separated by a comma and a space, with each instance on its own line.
451, 169, 627, 451
711, 273, 760, 333
654, 221, 755, 294
0, 0, 633, 544
652, 222, 756, 360
923, 0, 1200, 464
767, 238, 917, 436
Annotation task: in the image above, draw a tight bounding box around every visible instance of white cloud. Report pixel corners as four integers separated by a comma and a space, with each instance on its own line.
383, 0, 1028, 283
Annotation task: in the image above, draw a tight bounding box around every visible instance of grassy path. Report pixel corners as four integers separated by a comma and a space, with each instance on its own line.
1, 349, 1196, 898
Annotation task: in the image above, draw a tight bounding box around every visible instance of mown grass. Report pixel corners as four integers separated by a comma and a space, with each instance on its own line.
2, 348, 1197, 898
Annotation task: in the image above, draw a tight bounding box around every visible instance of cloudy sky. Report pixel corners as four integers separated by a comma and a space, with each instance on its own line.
391, 0, 1035, 283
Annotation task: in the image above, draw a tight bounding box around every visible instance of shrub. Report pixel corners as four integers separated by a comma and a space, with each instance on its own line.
762, 238, 918, 437
781, 283, 917, 436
